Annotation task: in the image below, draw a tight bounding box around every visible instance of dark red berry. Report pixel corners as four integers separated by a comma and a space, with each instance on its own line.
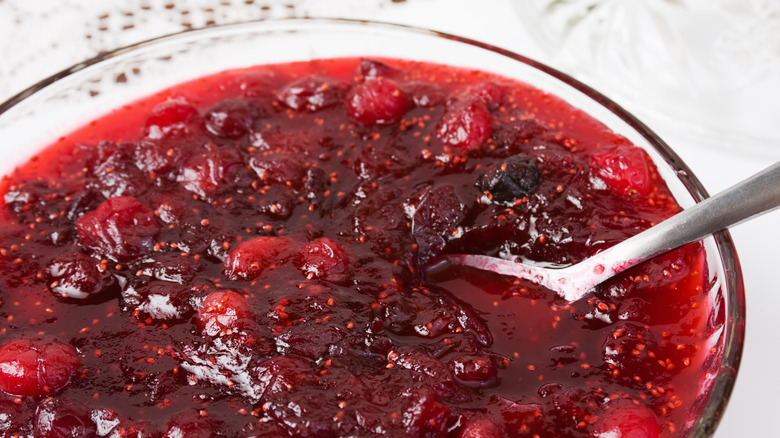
590, 144, 651, 196
437, 99, 493, 151
76, 196, 161, 262
197, 290, 250, 336
177, 144, 247, 198
358, 58, 399, 79
224, 236, 291, 280
294, 237, 351, 284
0, 338, 81, 397
406, 81, 447, 107
145, 99, 201, 138
34, 397, 96, 438
46, 251, 115, 299
449, 354, 498, 386
467, 81, 504, 109
205, 98, 258, 138
162, 410, 219, 438
345, 77, 409, 125
248, 155, 307, 188
253, 355, 315, 397
477, 153, 540, 205
277, 76, 343, 112
458, 416, 504, 438
402, 389, 450, 437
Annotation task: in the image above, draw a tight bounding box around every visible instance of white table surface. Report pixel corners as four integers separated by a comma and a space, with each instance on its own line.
1, 0, 777, 436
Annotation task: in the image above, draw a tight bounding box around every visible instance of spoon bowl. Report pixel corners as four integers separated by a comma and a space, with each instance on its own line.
435, 161, 780, 302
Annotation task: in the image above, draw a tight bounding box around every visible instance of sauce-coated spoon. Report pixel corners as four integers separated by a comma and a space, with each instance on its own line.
431, 161, 780, 302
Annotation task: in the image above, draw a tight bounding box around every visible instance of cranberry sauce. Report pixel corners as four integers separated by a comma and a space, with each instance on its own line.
0, 57, 715, 437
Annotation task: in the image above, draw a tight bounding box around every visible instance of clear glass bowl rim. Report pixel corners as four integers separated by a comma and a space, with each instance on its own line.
0, 17, 745, 437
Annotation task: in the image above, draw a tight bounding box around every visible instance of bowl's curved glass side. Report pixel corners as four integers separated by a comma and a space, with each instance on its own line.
0, 18, 745, 437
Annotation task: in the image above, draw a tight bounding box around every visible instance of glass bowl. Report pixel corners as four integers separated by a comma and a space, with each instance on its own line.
0, 18, 744, 437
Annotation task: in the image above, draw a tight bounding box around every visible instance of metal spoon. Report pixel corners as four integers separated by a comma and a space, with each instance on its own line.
432, 161, 780, 302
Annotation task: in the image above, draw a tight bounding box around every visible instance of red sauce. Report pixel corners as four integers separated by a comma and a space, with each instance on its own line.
0, 57, 715, 437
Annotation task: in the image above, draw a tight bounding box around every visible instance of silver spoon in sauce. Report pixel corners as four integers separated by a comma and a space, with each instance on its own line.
428, 161, 780, 303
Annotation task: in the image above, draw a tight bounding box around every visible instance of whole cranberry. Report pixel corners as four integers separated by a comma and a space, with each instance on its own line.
76, 196, 161, 262
34, 397, 96, 438
144, 99, 201, 138
0, 338, 81, 397
205, 98, 258, 138
294, 237, 351, 284
345, 77, 409, 125
46, 252, 115, 299
590, 144, 651, 196
277, 76, 343, 112
437, 99, 493, 151
224, 236, 290, 280
197, 290, 250, 336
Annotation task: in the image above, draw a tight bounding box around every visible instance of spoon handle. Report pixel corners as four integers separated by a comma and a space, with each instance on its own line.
588, 161, 780, 273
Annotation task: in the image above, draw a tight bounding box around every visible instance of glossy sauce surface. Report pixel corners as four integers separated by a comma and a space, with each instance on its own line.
0, 58, 716, 437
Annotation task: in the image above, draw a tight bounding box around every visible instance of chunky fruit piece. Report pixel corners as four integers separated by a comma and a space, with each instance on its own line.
248, 155, 307, 188
197, 290, 250, 336
145, 99, 201, 138
76, 196, 161, 261
345, 77, 409, 125
177, 144, 246, 198
593, 400, 661, 438
590, 144, 651, 196
33, 397, 96, 438
162, 410, 220, 438
437, 99, 493, 150
358, 58, 399, 79
477, 153, 540, 205
0, 339, 81, 397
277, 76, 343, 112
458, 416, 504, 438
46, 251, 115, 299
224, 236, 290, 280
294, 237, 351, 284
449, 354, 498, 386
205, 98, 258, 138
253, 355, 315, 397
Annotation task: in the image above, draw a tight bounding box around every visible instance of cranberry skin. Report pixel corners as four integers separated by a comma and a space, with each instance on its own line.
437, 99, 493, 151
294, 237, 351, 284
46, 252, 114, 299
467, 81, 504, 110
224, 236, 290, 280
402, 389, 450, 437
76, 196, 161, 262
449, 354, 498, 386
34, 397, 96, 438
277, 76, 343, 112
177, 145, 246, 198
0, 339, 81, 397
197, 290, 250, 336
590, 144, 651, 196
477, 154, 540, 205
358, 58, 399, 79
205, 98, 258, 138
458, 416, 503, 438
163, 410, 218, 438
345, 77, 409, 125
145, 99, 201, 138
593, 400, 661, 438
253, 355, 315, 397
